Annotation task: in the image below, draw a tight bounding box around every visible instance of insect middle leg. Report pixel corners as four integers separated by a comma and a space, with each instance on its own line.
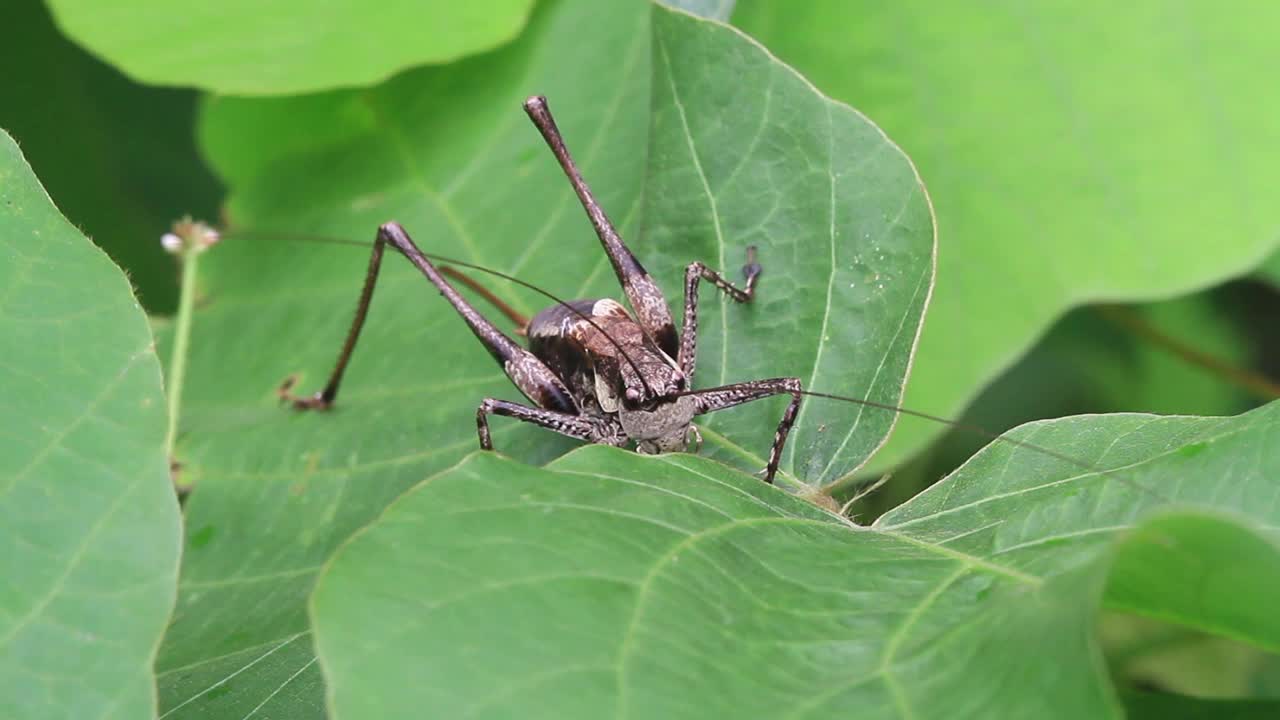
283, 222, 579, 436
677, 247, 763, 381
688, 377, 802, 484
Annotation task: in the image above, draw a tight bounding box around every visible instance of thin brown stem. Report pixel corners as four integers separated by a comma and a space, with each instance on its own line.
1096, 304, 1280, 401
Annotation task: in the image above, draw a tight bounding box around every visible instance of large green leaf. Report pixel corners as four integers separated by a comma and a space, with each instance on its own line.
165, 1, 918, 717
162, 4, 651, 713
862, 292, 1263, 521
311, 402, 1280, 718
1038, 298, 1255, 418
45, 0, 537, 95
640, 7, 932, 485
733, 0, 1280, 474
0, 131, 180, 719
1261, 250, 1280, 288
0, 0, 222, 312
1123, 692, 1280, 720
1102, 613, 1280, 702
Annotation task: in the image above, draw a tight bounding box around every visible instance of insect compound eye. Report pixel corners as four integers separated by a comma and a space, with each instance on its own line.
625, 387, 643, 404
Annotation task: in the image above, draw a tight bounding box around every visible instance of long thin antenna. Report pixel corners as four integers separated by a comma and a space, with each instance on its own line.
672, 384, 1172, 504
220, 227, 1172, 504
221, 228, 657, 397
438, 265, 530, 332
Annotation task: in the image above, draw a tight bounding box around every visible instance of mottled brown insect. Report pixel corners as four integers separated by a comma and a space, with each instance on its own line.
282, 96, 805, 482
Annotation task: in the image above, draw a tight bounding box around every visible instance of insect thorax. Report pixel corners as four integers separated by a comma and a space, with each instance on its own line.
527, 297, 689, 441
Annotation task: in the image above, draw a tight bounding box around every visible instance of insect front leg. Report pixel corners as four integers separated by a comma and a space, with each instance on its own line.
677, 247, 763, 381
283, 222, 579, 422
476, 398, 624, 450
688, 378, 802, 484
523, 95, 680, 358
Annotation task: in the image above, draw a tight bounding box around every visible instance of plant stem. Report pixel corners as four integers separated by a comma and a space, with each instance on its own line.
1096, 304, 1280, 401
165, 248, 199, 455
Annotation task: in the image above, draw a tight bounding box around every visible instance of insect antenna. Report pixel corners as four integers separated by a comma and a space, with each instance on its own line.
215, 227, 1172, 504
671, 384, 1172, 504
437, 266, 530, 332
218, 228, 659, 397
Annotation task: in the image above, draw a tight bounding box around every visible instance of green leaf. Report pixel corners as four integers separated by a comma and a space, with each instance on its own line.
0, 0, 222, 312
1261, 250, 1280, 289
159, 1, 654, 716
732, 0, 1280, 472
163, 0, 928, 714
1101, 613, 1276, 700
312, 402, 1280, 718
44, 0, 537, 95
0, 130, 180, 719
1036, 298, 1255, 418
929, 293, 1259, 470
641, 6, 933, 485
1122, 692, 1280, 720
869, 292, 1262, 517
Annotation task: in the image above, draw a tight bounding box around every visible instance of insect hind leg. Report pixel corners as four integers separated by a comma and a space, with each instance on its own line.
523, 95, 680, 357
283, 222, 576, 415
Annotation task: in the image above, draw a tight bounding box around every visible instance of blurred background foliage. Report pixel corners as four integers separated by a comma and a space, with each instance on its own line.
0, 0, 222, 311
2, 0, 1278, 709
734, 0, 1280, 476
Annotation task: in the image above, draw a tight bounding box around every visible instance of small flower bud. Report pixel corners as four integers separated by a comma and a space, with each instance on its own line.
164, 217, 220, 255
